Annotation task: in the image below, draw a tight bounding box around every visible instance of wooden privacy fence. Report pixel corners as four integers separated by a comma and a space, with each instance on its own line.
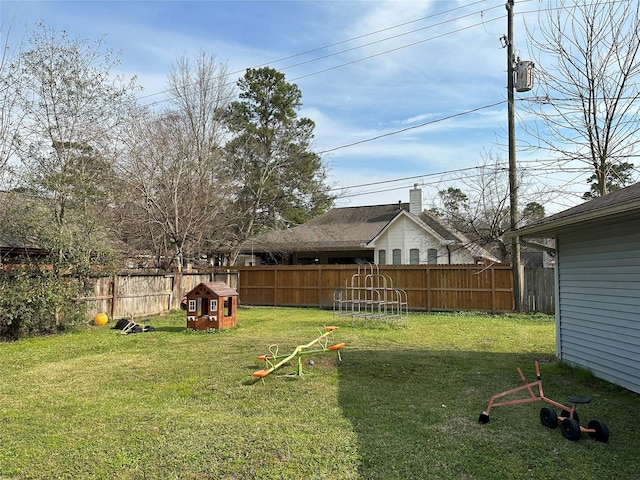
229, 264, 515, 313
81, 270, 239, 319
78, 265, 554, 319
523, 267, 555, 314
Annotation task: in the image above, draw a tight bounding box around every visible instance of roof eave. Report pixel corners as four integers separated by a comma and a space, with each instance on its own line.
506, 200, 640, 238
241, 242, 374, 253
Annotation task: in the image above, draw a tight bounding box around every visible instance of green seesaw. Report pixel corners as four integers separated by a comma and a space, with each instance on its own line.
253, 326, 345, 382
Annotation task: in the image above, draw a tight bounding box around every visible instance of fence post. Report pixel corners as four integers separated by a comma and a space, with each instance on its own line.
172, 273, 182, 311
317, 266, 321, 308
274, 268, 278, 307
491, 266, 496, 313
110, 275, 118, 319
425, 267, 431, 312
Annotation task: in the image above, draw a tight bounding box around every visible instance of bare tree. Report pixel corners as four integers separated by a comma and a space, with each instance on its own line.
167, 52, 234, 161
118, 53, 235, 271
430, 152, 542, 262
0, 20, 23, 187
524, 0, 640, 196
9, 23, 139, 271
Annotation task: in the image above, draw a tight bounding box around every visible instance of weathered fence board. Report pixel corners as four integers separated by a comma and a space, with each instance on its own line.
523, 267, 555, 314
79, 265, 555, 319
82, 271, 239, 319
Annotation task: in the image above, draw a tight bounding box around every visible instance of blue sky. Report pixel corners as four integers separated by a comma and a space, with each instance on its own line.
1, 1, 594, 213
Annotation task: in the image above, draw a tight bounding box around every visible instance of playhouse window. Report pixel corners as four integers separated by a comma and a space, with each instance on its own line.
188, 300, 196, 312
224, 298, 232, 317
210, 299, 218, 312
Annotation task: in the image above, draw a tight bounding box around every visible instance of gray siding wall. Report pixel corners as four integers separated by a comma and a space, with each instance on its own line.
556, 214, 640, 394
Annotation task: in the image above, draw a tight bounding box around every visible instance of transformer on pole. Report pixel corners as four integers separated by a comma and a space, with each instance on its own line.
515, 60, 535, 92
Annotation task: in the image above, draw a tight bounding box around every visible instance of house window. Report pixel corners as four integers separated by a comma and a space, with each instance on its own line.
188, 299, 196, 312
428, 248, 438, 264
210, 299, 218, 312
378, 249, 386, 265
392, 249, 402, 264
410, 249, 420, 265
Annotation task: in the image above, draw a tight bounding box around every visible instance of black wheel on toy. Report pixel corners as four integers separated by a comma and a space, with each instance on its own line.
478, 412, 490, 424
540, 407, 558, 428
587, 419, 609, 443
560, 418, 581, 441
561, 409, 580, 424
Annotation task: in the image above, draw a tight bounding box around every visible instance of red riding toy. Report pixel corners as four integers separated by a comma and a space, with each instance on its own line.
478, 361, 609, 442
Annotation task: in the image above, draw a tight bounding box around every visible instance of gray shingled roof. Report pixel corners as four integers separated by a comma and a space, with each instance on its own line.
414, 210, 465, 243
247, 203, 407, 252
0, 191, 47, 255
0, 231, 46, 255
511, 181, 640, 237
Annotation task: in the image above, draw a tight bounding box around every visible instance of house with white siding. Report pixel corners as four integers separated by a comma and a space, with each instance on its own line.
239, 186, 498, 266
509, 182, 640, 394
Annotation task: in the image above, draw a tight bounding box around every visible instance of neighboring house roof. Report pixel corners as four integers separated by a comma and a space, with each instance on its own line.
0, 191, 49, 258
0, 232, 48, 257
511, 182, 640, 238
244, 202, 498, 261
246, 203, 407, 252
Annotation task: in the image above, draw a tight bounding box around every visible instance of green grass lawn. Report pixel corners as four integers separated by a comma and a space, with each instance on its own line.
1, 308, 639, 479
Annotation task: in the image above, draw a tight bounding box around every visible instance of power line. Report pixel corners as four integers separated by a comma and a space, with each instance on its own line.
138, 0, 501, 102
136, 3, 505, 107
330, 153, 640, 201
275, 7, 505, 76
326, 165, 487, 192
319, 100, 506, 154
287, 13, 504, 84
126, 6, 513, 164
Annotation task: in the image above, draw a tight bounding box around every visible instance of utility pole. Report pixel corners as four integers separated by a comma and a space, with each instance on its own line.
506, 0, 523, 312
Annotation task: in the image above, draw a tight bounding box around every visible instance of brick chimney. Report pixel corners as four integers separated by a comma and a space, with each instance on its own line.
409, 184, 423, 215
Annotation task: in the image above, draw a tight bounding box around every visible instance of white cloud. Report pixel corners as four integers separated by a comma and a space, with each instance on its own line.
1, 0, 601, 213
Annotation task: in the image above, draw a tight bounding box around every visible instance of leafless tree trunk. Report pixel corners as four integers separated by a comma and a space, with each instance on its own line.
118, 53, 235, 271
0, 21, 23, 188
524, 0, 640, 196
430, 151, 541, 263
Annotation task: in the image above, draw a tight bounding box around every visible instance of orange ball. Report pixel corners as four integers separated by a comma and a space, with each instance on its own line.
94, 313, 109, 326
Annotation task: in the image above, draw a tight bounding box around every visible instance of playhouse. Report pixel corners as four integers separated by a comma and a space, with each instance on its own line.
185, 281, 238, 331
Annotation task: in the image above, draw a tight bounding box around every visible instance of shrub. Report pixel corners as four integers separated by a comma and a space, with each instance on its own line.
0, 264, 87, 340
